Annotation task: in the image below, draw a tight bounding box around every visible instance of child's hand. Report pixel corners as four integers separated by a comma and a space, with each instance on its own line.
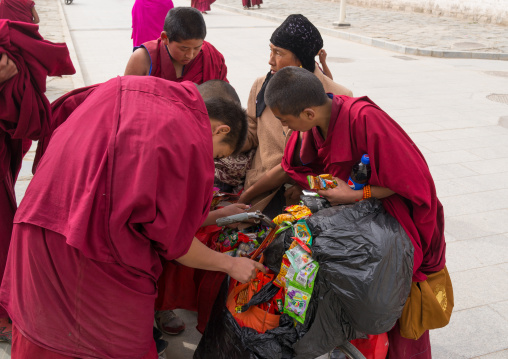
318, 49, 328, 64
317, 177, 362, 205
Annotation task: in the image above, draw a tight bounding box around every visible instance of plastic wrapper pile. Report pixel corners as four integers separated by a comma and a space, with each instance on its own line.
195, 198, 414, 359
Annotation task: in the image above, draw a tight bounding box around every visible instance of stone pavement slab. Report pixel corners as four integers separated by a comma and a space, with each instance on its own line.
214, 0, 508, 60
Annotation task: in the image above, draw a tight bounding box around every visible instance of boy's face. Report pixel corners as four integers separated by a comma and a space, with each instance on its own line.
161, 33, 203, 65
272, 107, 313, 132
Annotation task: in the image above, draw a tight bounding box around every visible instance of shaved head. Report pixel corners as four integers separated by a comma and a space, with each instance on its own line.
197, 80, 241, 104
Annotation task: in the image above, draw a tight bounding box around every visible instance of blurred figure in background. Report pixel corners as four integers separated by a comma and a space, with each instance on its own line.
131, 0, 174, 48
0, 0, 39, 24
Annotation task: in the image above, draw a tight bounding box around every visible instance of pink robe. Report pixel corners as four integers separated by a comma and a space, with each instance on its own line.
131, 0, 174, 47
0, 77, 215, 358
281, 95, 446, 358
0, 0, 34, 23
0, 19, 75, 318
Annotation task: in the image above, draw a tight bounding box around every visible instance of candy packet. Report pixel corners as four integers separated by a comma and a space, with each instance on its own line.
307, 174, 338, 190
273, 256, 291, 288
286, 238, 313, 272
294, 219, 312, 246
284, 281, 313, 324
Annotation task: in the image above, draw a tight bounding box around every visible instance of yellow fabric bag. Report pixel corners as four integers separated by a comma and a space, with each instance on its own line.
399, 266, 454, 340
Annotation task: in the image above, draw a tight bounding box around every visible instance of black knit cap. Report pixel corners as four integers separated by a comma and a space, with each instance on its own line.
270, 14, 323, 73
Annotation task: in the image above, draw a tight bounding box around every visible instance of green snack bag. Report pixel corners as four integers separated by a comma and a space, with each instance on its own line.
284, 280, 313, 324
294, 219, 313, 246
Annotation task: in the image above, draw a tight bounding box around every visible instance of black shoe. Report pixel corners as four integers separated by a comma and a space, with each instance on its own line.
156, 337, 168, 356
153, 326, 163, 340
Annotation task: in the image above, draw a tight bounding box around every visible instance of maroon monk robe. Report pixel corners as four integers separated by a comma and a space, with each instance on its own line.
0, 0, 34, 23
281, 95, 446, 359
191, 0, 215, 12
242, 0, 262, 8
141, 38, 227, 83
0, 77, 215, 358
0, 19, 74, 318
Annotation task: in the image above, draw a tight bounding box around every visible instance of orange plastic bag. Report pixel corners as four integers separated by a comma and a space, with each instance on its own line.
226, 273, 280, 333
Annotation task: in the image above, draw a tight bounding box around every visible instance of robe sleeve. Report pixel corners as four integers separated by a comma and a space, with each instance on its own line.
351, 103, 446, 279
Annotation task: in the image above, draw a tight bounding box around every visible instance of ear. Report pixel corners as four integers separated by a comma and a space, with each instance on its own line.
301, 108, 316, 122
213, 124, 231, 136
160, 31, 169, 44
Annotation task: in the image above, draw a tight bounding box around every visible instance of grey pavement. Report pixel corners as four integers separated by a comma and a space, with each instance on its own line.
214, 0, 508, 60
2, 0, 508, 358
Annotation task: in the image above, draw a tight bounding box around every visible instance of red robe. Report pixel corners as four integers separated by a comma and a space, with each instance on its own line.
0, 19, 75, 318
141, 38, 227, 83
282, 95, 446, 358
0, 77, 215, 358
0, 0, 34, 23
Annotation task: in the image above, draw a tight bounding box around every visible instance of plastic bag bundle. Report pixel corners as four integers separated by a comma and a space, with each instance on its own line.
293, 198, 414, 358
194, 278, 298, 359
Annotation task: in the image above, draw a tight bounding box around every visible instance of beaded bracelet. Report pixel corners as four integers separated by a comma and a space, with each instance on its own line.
363, 184, 372, 200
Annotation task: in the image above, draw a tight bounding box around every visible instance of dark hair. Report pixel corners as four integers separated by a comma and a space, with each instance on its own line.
264, 66, 328, 116
205, 98, 248, 155
198, 80, 241, 105
163, 7, 206, 42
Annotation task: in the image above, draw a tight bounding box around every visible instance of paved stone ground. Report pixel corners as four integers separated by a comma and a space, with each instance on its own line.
214, 0, 508, 60
1, 0, 508, 358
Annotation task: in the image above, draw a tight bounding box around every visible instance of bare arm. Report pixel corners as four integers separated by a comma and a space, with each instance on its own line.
317, 177, 395, 205
318, 49, 333, 80
124, 47, 151, 76
238, 164, 289, 204
176, 237, 265, 283
0, 53, 18, 83
31, 6, 40, 24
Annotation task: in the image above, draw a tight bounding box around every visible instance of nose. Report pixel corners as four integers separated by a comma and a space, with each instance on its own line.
268, 52, 275, 66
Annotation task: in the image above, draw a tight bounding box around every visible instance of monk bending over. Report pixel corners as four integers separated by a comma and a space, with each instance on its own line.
249, 66, 446, 359
0, 77, 264, 359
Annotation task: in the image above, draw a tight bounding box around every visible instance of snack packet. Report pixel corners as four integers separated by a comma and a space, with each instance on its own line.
294, 262, 319, 289
284, 281, 313, 324
285, 205, 308, 213
273, 213, 295, 225
274, 256, 291, 288
307, 174, 338, 190
294, 219, 313, 245
286, 238, 313, 272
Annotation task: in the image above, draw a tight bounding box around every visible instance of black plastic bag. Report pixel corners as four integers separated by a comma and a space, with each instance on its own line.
263, 227, 294, 274
299, 195, 331, 213
194, 277, 299, 359
293, 199, 414, 358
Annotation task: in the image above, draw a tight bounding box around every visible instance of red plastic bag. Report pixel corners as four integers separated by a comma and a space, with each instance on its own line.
350, 333, 389, 359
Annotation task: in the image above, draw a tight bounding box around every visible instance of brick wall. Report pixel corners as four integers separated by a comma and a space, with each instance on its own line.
332, 0, 508, 25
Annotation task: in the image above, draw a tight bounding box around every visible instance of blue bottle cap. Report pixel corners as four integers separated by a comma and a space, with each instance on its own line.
361, 154, 370, 165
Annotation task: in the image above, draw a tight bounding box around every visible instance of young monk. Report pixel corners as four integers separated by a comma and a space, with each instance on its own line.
0, 0, 39, 24
124, 7, 226, 83
238, 15, 352, 216
252, 66, 446, 358
0, 76, 264, 358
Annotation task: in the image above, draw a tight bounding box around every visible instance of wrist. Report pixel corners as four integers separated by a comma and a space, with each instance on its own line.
352, 189, 363, 202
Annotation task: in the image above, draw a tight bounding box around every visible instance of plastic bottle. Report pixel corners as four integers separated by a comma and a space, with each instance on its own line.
348, 154, 371, 190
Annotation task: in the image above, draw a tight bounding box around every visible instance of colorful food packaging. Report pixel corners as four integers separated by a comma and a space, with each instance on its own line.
284, 281, 313, 324
294, 219, 313, 245
292, 207, 312, 221
307, 174, 338, 190
274, 256, 291, 288
286, 238, 313, 272
273, 213, 295, 225
294, 262, 319, 289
